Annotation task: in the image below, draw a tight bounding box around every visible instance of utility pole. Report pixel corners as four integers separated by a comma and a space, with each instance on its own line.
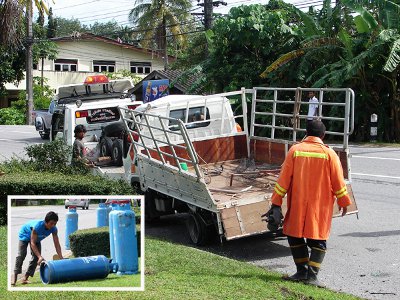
26, 0, 34, 125
196, 0, 227, 30
204, 0, 213, 30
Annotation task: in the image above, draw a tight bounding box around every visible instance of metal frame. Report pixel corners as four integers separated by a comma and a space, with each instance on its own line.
250, 87, 355, 149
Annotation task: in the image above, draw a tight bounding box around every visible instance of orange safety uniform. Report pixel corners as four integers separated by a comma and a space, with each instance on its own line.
271, 136, 352, 240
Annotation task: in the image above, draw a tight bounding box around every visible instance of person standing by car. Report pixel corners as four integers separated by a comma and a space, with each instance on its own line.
263, 120, 351, 287
12, 211, 63, 286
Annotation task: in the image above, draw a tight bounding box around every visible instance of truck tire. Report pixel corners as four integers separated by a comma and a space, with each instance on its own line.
100, 137, 113, 157
186, 212, 208, 246
111, 139, 123, 166
144, 189, 160, 224
40, 131, 50, 140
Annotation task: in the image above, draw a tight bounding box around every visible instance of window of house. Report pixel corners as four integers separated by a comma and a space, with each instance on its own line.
33, 63, 38, 70
130, 62, 151, 74
93, 60, 115, 73
54, 59, 78, 72
169, 106, 210, 130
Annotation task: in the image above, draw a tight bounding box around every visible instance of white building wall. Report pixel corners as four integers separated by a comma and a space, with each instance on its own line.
7, 39, 165, 90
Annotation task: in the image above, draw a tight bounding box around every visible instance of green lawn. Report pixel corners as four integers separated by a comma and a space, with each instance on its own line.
1, 227, 362, 300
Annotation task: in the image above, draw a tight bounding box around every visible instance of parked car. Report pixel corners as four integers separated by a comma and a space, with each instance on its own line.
65, 199, 90, 210
32, 100, 56, 140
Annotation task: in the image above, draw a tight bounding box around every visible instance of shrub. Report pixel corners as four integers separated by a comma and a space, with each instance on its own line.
70, 227, 110, 257
0, 171, 135, 226
0, 107, 25, 125
69, 226, 141, 258
25, 139, 90, 174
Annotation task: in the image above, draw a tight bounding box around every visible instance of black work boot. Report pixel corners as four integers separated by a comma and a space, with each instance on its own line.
284, 243, 309, 281
306, 247, 326, 287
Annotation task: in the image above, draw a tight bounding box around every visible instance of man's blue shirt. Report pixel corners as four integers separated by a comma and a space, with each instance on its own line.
18, 220, 57, 242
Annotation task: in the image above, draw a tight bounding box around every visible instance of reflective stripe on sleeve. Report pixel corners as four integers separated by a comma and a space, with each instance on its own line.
275, 183, 287, 194
293, 151, 328, 159
335, 186, 348, 198
274, 186, 285, 197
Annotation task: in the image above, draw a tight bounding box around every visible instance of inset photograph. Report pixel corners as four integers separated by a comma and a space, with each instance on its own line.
8, 195, 144, 291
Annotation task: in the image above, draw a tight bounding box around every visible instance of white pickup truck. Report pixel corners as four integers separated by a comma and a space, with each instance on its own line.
119, 87, 359, 245
50, 75, 142, 165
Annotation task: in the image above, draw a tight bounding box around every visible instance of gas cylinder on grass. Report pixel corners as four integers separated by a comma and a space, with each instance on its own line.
96, 203, 108, 227
40, 255, 118, 284
65, 206, 78, 250
109, 200, 138, 275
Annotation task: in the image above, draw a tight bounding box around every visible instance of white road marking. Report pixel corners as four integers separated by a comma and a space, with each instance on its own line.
352, 155, 400, 161
352, 172, 400, 180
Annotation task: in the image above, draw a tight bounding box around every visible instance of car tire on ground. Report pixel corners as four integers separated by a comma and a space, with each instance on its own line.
111, 139, 123, 166
100, 137, 113, 157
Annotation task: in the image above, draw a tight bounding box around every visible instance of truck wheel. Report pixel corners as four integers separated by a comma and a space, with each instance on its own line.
40, 132, 50, 140
144, 189, 160, 224
111, 139, 123, 166
100, 137, 113, 157
186, 212, 208, 246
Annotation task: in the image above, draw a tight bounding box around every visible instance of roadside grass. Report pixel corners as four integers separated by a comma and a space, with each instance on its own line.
1, 227, 362, 300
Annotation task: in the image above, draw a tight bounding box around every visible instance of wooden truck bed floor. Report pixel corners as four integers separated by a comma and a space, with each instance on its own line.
197, 159, 280, 205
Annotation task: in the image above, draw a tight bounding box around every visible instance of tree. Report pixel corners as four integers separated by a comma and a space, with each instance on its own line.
261, 0, 400, 142
89, 20, 136, 44
129, 0, 193, 68
175, 2, 299, 93
47, 7, 57, 38
54, 17, 88, 37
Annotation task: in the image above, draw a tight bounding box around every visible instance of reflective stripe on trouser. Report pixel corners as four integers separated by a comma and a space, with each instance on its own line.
309, 247, 326, 271
287, 236, 309, 265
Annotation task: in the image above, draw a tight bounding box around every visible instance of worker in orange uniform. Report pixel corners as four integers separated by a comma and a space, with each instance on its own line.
263, 120, 351, 287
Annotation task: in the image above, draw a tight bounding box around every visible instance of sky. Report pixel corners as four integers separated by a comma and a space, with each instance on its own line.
41, 0, 323, 27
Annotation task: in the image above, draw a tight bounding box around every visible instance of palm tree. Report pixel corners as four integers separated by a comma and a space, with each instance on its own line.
129, 0, 192, 69
0, 0, 49, 48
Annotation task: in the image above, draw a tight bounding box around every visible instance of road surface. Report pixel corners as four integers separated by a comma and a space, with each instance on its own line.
0, 125, 42, 161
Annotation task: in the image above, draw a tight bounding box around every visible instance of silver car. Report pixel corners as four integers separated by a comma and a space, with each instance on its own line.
65, 199, 90, 210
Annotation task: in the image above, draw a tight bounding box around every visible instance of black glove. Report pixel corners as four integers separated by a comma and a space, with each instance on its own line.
261, 204, 283, 231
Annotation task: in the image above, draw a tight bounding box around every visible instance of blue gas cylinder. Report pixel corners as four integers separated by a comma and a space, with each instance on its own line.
96, 203, 108, 227
106, 203, 112, 221
40, 255, 118, 284
109, 201, 128, 263
65, 206, 78, 250
110, 200, 138, 275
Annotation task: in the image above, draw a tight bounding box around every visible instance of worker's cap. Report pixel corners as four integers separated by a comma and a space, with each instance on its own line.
74, 124, 87, 134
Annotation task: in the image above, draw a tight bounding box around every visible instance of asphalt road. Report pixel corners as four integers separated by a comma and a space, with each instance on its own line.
0, 125, 42, 161
2, 125, 399, 299
9, 204, 98, 280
